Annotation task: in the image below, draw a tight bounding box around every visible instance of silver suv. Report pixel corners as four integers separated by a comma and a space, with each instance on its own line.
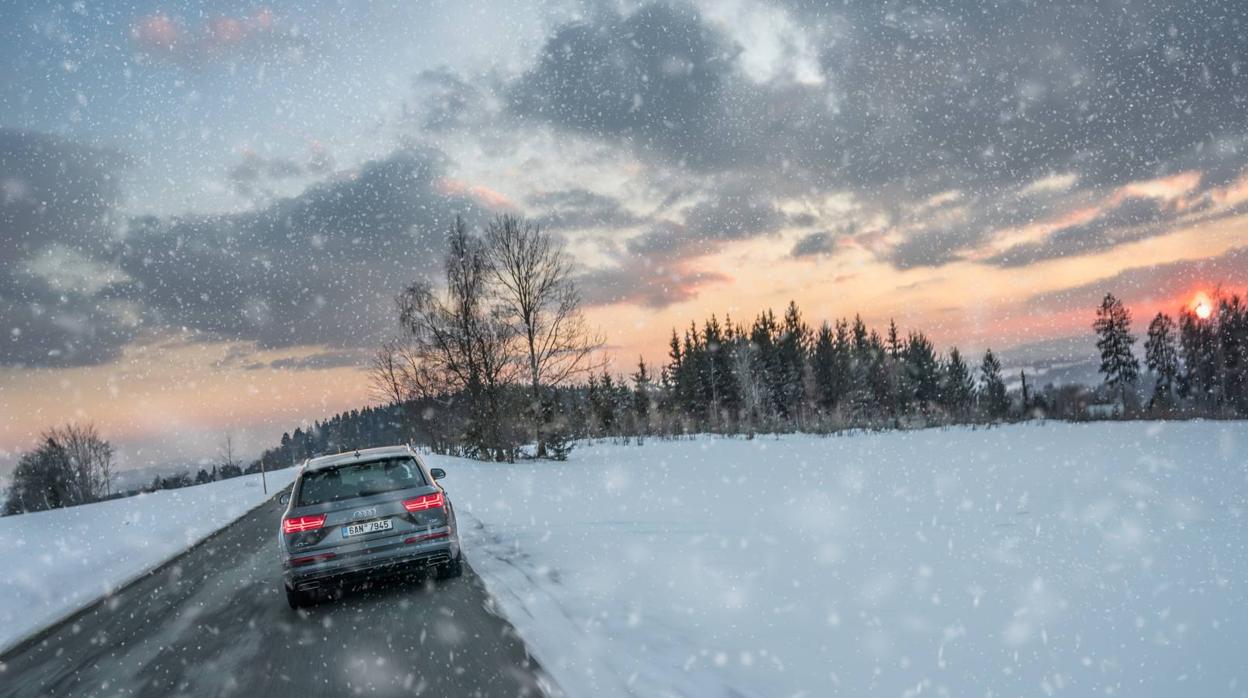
278, 445, 462, 608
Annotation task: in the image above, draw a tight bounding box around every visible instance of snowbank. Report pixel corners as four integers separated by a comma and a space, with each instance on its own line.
0, 469, 298, 654
435, 422, 1248, 698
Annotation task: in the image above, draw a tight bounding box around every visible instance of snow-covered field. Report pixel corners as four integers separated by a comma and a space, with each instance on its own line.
436, 422, 1248, 698
0, 469, 298, 654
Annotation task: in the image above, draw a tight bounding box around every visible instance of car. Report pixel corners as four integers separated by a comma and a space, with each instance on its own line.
278, 445, 463, 609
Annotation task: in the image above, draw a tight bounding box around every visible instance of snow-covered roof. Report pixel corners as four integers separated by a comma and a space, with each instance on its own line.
303, 445, 414, 471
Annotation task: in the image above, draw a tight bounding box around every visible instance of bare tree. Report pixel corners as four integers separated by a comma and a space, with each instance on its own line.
379, 217, 522, 460
56, 423, 114, 501
219, 434, 241, 475
484, 214, 603, 456
3, 423, 113, 514
370, 340, 407, 406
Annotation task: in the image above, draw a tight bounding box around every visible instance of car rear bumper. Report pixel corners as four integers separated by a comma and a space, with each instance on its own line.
283, 535, 457, 591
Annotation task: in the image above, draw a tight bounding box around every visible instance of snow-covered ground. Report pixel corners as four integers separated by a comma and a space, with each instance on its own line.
435, 422, 1248, 698
0, 469, 298, 654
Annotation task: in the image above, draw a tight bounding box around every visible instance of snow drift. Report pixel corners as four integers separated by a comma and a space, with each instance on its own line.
437, 421, 1247, 698
0, 469, 298, 655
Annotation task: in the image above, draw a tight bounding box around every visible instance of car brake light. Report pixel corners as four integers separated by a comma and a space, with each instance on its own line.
282, 514, 327, 533
402, 492, 444, 512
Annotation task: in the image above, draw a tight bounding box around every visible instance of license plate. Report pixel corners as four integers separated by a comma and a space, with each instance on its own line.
342, 518, 393, 538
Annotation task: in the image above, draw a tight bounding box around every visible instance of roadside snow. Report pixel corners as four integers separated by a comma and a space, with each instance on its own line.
0, 469, 298, 654
434, 422, 1248, 698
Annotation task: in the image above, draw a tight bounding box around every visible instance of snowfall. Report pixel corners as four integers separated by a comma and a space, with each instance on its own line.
437, 421, 1248, 698
2, 422, 1245, 697
0, 469, 299, 655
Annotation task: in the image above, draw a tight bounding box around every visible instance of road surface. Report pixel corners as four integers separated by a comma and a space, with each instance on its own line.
0, 490, 556, 698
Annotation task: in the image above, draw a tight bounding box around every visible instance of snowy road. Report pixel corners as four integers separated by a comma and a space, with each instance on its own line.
0, 490, 555, 698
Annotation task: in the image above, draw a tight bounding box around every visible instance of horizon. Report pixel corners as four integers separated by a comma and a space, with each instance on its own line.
3, 0, 1246, 471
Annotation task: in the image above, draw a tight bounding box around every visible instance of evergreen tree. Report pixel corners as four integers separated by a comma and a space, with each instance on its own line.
940, 348, 975, 417
886, 320, 903, 359
1178, 308, 1217, 405
811, 322, 838, 410
631, 358, 652, 426
1144, 312, 1180, 409
1218, 295, 1248, 415
979, 349, 1009, 420
776, 301, 810, 419
1092, 293, 1140, 403
903, 332, 941, 409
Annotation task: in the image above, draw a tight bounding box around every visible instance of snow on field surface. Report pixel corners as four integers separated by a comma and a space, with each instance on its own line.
0, 469, 298, 654
434, 422, 1248, 698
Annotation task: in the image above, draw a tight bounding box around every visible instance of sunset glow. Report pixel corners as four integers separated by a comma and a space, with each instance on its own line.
1193, 292, 1214, 320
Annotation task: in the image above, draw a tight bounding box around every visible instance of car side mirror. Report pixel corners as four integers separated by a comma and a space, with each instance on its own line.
278, 492, 290, 505
430, 468, 446, 480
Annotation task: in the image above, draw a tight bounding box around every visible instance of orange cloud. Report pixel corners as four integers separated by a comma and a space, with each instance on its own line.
131, 8, 298, 64
434, 178, 514, 209
132, 14, 181, 51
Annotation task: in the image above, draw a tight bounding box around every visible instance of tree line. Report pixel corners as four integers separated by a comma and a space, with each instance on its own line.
1094, 291, 1248, 416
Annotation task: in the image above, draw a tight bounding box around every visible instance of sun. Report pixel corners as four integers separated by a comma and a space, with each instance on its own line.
1192, 292, 1213, 320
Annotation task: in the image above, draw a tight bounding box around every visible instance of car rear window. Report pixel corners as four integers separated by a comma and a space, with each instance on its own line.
296, 457, 426, 506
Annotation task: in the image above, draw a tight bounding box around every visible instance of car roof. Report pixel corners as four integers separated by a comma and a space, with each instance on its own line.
303, 445, 417, 472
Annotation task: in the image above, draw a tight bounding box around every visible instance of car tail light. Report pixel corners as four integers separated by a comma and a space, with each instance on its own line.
290, 552, 336, 566
402, 492, 444, 512
282, 514, 326, 533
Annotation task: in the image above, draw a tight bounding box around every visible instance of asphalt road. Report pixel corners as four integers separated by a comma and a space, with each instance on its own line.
0, 490, 556, 698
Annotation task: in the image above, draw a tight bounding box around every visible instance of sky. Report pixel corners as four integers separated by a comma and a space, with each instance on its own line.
2, 0, 1246, 470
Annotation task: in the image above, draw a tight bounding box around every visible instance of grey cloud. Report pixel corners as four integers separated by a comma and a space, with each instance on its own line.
1027, 245, 1248, 314
0, 129, 490, 367
227, 149, 334, 199
577, 258, 729, 309
0, 128, 128, 258
501, 0, 1248, 269
791, 232, 836, 258
118, 146, 485, 352
528, 189, 643, 230
509, 2, 745, 169
253, 349, 371, 371
410, 68, 491, 133
986, 197, 1172, 268
683, 189, 786, 241
888, 185, 1092, 269
575, 220, 731, 308
0, 129, 136, 367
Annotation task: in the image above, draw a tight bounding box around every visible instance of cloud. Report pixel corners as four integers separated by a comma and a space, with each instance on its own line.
682, 187, 787, 241
528, 189, 643, 231
0, 129, 137, 367
227, 146, 334, 200
573, 220, 729, 308
498, 0, 1248, 269
0, 129, 496, 367
131, 9, 311, 66
1026, 245, 1248, 314
410, 68, 493, 133
577, 256, 730, 309
251, 349, 371, 371
117, 147, 486, 352
790, 232, 836, 258
509, 2, 744, 169
985, 197, 1173, 268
